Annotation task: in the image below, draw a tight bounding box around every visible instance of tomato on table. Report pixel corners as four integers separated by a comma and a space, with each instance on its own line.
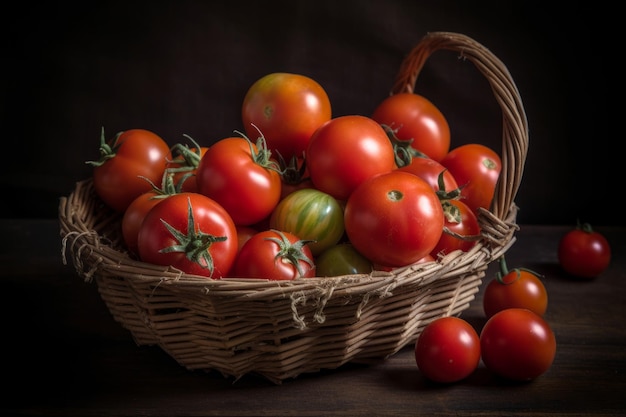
344, 170, 444, 267
87, 127, 171, 212
480, 308, 556, 381
440, 143, 501, 216
231, 229, 315, 280
558, 222, 611, 279
371, 92, 451, 162
196, 133, 282, 226
306, 115, 396, 201
137, 193, 238, 279
414, 316, 481, 383
241, 72, 332, 161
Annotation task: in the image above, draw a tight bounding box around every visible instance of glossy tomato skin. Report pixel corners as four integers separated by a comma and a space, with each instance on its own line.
137, 193, 238, 279
91, 128, 171, 212
232, 229, 315, 280
269, 188, 344, 256
242, 72, 332, 160
306, 115, 396, 201
440, 144, 501, 216
415, 317, 481, 383
316, 243, 373, 277
344, 171, 444, 267
558, 223, 611, 279
483, 262, 548, 318
431, 199, 480, 258
122, 191, 170, 256
480, 308, 556, 381
196, 136, 282, 226
397, 156, 459, 193
372, 92, 451, 162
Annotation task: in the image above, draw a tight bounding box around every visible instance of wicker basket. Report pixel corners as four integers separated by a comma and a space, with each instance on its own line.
59, 32, 527, 383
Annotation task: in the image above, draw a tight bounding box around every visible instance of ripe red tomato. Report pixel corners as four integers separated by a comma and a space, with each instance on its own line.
415, 316, 481, 383
166, 135, 209, 193
232, 229, 315, 280
482, 257, 548, 318
196, 134, 282, 226
371, 92, 451, 162
241, 72, 332, 160
440, 144, 501, 216
88, 128, 171, 212
344, 171, 444, 267
137, 193, 238, 279
558, 222, 611, 278
480, 308, 556, 381
431, 199, 480, 258
306, 115, 396, 201
397, 156, 459, 193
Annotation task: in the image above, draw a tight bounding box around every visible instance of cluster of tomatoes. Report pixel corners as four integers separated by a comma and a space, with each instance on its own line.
88, 72, 503, 280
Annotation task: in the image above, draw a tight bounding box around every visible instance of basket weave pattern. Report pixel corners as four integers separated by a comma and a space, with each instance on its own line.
59, 32, 527, 383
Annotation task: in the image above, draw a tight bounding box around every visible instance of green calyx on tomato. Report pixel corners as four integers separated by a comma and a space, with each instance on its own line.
159, 197, 228, 274
85, 127, 123, 167
276, 151, 309, 187
264, 229, 315, 278
381, 124, 428, 168
167, 134, 204, 173
235, 125, 282, 174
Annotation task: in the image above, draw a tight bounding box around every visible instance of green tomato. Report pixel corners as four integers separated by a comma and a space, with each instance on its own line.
269, 188, 344, 256
316, 243, 373, 277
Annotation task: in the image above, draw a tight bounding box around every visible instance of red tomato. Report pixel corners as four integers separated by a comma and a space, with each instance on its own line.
480, 308, 556, 381
232, 229, 315, 280
415, 316, 481, 383
236, 225, 258, 253
558, 222, 611, 278
371, 92, 451, 162
166, 135, 209, 193
196, 135, 282, 226
344, 171, 444, 267
88, 128, 171, 212
306, 115, 396, 201
241, 72, 332, 160
431, 199, 480, 258
483, 257, 548, 318
440, 144, 501, 216
397, 156, 459, 193
137, 193, 238, 279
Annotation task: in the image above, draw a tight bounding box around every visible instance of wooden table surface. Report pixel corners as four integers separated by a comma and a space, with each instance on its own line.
2, 219, 625, 417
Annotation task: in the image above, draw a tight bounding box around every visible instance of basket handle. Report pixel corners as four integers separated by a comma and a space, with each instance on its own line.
391, 31, 528, 221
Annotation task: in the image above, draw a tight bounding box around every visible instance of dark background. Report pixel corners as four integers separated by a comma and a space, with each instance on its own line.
0, 1, 617, 225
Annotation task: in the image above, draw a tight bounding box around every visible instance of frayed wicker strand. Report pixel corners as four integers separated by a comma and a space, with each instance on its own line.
59, 32, 527, 383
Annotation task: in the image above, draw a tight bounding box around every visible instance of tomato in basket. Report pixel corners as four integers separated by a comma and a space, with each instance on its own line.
137, 193, 238, 279
371, 92, 451, 162
242, 72, 332, 161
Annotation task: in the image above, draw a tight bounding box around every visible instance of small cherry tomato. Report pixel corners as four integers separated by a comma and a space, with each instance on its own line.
480, 308, 556, 381
483, 257, 548, 318
558, 222, 611, 279
415, 316, 481, 383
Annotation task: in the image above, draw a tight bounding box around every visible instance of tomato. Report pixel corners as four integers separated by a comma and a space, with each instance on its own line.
165, 135, 209, 193
558, 222, 611, 279
232, 229, 315, 280
344, 171, 444, 267
440, 144, 501, 216
236, 225, 258, 253
121, 172, 179, 256
480, 308, 556, 381
88, 127, 171, 212
430, 199, 480, 258
137, 193, 238, 279
315, 243, 373, 277
414, 316, 480, 383
269, 188, 344, 256
196, 133, 282, 226
306, 115, 396, 201
397, 156, 459, 193
276, 153, 313, 200
371, 92, 450, 162
241, 72, 332, 160
483, 257, 548, 318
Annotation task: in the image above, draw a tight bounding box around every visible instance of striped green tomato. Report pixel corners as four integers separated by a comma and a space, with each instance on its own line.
269, 188, 344, 256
